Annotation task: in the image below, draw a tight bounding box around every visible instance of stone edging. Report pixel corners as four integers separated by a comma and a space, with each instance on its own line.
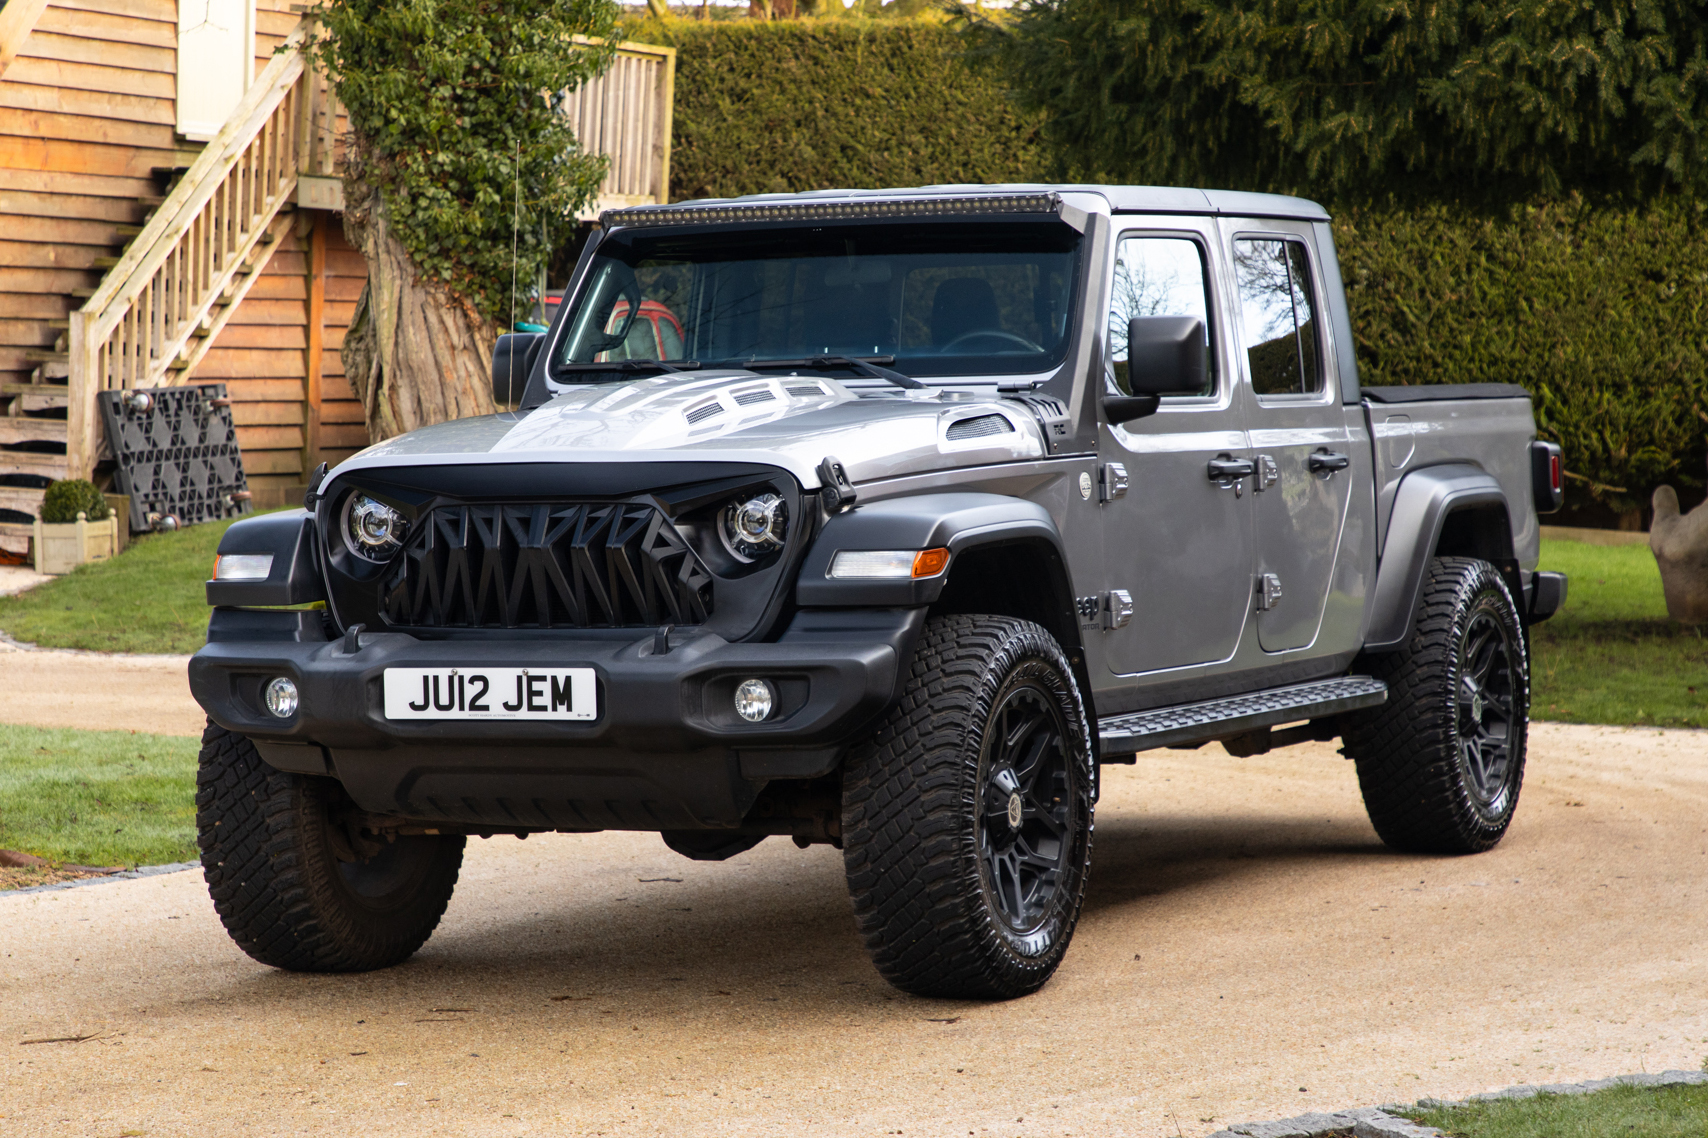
3, 861, 200, 897
1207, 1070, 1708, 1137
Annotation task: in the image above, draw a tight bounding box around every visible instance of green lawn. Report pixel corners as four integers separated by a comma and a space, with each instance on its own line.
1531, 537, 1708, 728
0, 723, 199, 867
0, 511, 258, 654
1407, 1082, 1708, 1137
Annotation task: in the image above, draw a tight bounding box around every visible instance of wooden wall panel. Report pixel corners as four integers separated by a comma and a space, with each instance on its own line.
199, 216, 372, 509
314, 221, 368, 471
0, 0, 190, 393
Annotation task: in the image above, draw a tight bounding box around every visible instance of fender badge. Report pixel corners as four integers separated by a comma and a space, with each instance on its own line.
1078, 472, 1093, 500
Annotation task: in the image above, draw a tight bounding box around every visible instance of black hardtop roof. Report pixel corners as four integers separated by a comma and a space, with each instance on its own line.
639, 184, 1331, 223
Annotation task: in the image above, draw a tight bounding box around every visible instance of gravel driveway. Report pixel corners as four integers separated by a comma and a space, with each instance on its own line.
2, 711, 1704, 1137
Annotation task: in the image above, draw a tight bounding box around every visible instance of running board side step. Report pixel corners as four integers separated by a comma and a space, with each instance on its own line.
1096, 676, 1388, 759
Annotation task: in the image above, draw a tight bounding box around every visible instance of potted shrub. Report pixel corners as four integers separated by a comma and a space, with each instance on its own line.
33, 480, 120, 575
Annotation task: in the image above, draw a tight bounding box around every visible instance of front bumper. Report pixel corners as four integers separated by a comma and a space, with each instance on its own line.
189, 607, 922, 830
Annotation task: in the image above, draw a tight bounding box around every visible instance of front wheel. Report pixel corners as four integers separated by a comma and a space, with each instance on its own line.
196, 723, 465, 971
1343, 557, 1529, 854
841, 614, 1094, 999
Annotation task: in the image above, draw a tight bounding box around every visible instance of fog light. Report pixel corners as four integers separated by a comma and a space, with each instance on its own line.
264, 676, 299, 718
733, 678, 775, 723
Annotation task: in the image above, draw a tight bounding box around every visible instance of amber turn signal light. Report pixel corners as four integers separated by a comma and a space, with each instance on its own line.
911, 548, 950, 577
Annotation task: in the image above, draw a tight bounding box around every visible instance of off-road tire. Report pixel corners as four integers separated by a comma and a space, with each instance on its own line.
841, 614, 1094, 1000
1343, 557, 1529, 854
196, 721, 465, 971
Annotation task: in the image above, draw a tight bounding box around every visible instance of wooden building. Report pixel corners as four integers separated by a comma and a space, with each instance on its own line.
0, 2, 673, 551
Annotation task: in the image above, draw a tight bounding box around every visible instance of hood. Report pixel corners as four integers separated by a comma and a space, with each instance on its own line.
337, 369, 1047, 488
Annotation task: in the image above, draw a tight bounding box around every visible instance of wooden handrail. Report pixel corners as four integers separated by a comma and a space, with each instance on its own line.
67, 22, 323, 477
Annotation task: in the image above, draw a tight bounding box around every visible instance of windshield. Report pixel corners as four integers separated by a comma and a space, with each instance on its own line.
553, 221, 1082, 381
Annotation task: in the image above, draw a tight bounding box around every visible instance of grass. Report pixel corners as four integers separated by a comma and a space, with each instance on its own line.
1531, 537, 1708, 728
1406, 1083, 1708, 1137
0, 723, 198, 867
0, 511, 256, 654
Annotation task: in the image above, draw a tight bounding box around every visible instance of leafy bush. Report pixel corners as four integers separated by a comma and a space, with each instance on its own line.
40, 480, 109, 525
626, 20, 1048, 201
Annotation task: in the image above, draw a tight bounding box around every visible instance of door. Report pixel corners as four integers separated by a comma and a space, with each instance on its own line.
1099, 226, 1255, 676
177, 0, 255, 141
1224, 223, 1354, 653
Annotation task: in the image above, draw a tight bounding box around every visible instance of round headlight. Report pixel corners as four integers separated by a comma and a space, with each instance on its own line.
264, 676, 299, 718
344, 494, 408, 561
719, 493, 787, 562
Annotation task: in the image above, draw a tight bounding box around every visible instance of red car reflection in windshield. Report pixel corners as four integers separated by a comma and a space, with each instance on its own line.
596, 299, 685, 363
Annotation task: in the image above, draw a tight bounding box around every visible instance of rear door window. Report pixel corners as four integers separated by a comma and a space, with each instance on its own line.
1232, 238, 1323, 397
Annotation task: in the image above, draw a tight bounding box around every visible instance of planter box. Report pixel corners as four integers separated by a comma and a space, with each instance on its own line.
33, 512, 120, 575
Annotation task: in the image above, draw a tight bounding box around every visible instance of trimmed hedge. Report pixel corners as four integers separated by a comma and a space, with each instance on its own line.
629, 21, 1047, 201
1337, 197, 1708, 512
627, 19, 1705, 514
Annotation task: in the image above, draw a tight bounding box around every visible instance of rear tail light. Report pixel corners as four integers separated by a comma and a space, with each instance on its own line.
1530, 441, 1565, 515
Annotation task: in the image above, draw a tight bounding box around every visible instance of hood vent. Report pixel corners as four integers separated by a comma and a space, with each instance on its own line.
685, 401, 724, 425
733, 386, 777, 407
945, 413, 1015, 441
785, 382, 830, 398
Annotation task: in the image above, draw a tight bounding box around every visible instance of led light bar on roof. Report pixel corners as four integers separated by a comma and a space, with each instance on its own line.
600, 192, 1063, 229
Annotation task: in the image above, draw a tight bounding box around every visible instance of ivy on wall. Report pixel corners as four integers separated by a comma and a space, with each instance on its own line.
310, 0, 619, 323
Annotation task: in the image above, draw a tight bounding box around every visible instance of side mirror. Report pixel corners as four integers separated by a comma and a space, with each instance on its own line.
1102, 394, 1160, 425
1126, 316, 1207, 396
492, 332, 544, 407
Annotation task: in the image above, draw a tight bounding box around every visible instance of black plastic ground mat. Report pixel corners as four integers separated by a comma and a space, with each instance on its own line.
98, 383, 251, 532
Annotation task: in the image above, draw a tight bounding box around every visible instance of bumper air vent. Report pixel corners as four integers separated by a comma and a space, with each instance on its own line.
945, 413, 1014, 441
381, 503, 713, 630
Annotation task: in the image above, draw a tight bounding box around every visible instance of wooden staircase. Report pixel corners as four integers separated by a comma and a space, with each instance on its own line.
63, 19, 336, 490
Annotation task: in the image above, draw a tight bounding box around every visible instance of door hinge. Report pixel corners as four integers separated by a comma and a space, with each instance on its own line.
1099, 461, 1129, 503
1255, 573, 1283, 611
1255, 454, 1279, 491
1104, 589, 1134, 630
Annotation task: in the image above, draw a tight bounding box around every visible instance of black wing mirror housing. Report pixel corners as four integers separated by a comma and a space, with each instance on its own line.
1126, 316, 1207, 396
492, 332, 544, 407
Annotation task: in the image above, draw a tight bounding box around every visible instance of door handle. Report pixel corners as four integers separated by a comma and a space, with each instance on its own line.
1308, 450, 1351, 474
1207, 457, 1256, 481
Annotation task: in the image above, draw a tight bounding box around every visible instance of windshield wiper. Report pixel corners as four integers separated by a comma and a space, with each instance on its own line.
557, 359, 702, 374
736, 355, 925, 391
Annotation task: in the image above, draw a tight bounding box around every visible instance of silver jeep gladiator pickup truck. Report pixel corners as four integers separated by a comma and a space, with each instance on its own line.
190, 185, 1567, 999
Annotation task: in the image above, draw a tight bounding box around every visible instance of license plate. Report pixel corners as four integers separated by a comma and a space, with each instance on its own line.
383, 667, 597, 721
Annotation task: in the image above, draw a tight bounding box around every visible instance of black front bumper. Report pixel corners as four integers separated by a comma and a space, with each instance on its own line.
189, 607, 923, 831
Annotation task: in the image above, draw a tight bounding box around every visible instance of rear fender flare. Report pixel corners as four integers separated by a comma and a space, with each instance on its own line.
1364, 464, 1514, 652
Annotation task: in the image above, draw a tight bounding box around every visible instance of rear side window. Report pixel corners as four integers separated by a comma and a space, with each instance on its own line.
1232, 238, 1323, 396
1107, 236, 1215, 396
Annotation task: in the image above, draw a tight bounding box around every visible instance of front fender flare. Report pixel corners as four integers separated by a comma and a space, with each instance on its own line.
1364, 464, 1512, 652
796, 492, 1065, 608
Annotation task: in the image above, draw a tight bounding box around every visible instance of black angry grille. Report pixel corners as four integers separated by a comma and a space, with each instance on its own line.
381, 502, 713, 630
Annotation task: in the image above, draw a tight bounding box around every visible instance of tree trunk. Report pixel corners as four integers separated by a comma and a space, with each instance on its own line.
341, 183, 497, 443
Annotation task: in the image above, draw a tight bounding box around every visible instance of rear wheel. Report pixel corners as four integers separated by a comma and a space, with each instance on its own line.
196, 722, 464, 971
841, 614, 1094, 999
1343, 557, 1529, 853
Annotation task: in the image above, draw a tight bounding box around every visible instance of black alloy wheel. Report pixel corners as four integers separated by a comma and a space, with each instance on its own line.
1344, 556, 1530, 854
977, 682, 1078, 952
842, 614, 1094, 1000
1456, 604, 1520, 819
